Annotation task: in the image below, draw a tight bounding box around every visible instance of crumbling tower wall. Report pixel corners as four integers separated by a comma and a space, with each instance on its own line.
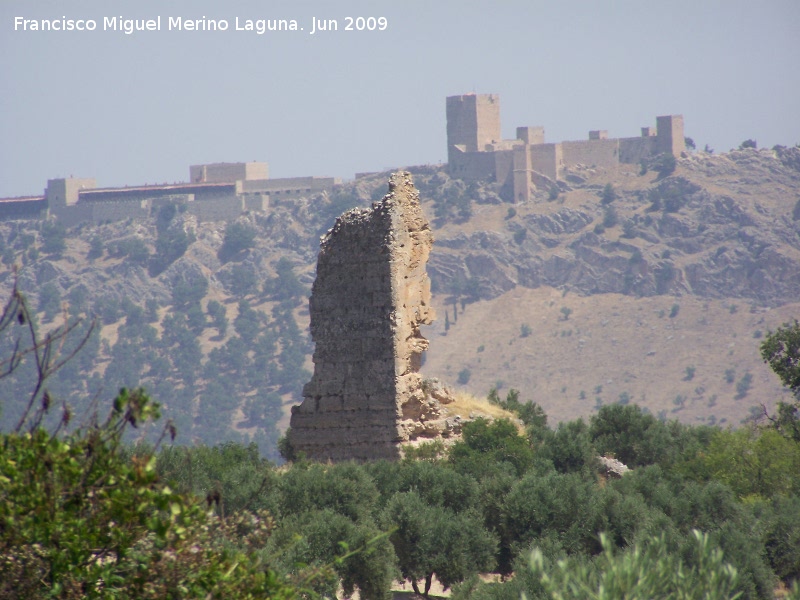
288, 172, 435, 461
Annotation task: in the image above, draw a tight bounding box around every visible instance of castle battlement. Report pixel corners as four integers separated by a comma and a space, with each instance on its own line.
446, 93, 685, 202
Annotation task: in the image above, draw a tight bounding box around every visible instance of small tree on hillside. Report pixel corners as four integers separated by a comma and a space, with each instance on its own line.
601, 183, 617, 205
207, 299, 228, 338
621, 220, 636, 239
760, 320, 800, 440
41, 219, 67, 256
735, 372, 753, 400
228, 263, 258, 297
150, 225, 193, 276
653, 153, 677, 177
87, 235, 104, 260
171, 275, 208, 309
602, 206, 618, 228
218, 221, 257, 262
264, 257, 307, 302
37, 282, 62, 322
66, 285, 89, 316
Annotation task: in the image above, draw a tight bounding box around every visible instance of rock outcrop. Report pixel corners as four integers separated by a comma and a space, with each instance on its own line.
598, 456, 630, 479
288, 172, 437, 461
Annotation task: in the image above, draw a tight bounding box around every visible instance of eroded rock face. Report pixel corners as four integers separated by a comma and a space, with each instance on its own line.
288, 172, 436, 461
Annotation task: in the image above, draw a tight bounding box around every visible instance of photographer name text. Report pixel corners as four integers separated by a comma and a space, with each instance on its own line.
13, 15, 389, 35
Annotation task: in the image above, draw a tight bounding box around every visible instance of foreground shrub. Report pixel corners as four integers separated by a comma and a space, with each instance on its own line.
0, 389, 298, 599
528, 530, 741, 600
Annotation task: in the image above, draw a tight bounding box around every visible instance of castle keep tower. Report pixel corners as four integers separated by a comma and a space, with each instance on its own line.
288, 172, 435, 461
446, 94, 501, 163
656, 115, 686, 157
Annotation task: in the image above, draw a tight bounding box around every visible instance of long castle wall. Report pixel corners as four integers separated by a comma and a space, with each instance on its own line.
89, 200, 150, 223
0, 197, 48, 221
242, 176, 339, 201
529, 143, 562, 180
561, 139, 620, 169
50, 203, 93, 228
288, 172, 435, 461
185, 192, 247, 222
492, 148, 513, 183
619, 136, 659, 164
449, 149, 498, 181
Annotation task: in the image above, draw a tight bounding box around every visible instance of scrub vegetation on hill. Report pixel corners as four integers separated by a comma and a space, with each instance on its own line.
1, 147, 800, 455
3, 147, 800, 455
2, 285, 800, 599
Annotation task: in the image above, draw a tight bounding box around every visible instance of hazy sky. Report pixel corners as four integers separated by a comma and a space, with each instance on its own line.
1, 0, 798, 197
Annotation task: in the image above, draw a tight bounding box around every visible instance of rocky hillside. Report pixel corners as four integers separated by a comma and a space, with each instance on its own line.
0, 146, 798, 455
423, 147, 800, 304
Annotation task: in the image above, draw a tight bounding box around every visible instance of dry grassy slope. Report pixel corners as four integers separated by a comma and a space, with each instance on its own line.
422, 287, 798, 426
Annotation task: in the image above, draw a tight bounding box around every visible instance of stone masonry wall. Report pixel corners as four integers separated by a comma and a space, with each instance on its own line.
619, 136, 658, 164
288, 172, 435, 461
0, 198, 48, 221
185, 193, 246, 222
561, 139, 620, 169
446, 94, 501, 162
449, 149, 497, 181
189, 162, 269, 183
89, 200, 150, 223
529, 143, 562, 181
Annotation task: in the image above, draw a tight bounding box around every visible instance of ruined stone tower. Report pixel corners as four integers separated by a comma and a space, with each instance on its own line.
288, 172, 435, 461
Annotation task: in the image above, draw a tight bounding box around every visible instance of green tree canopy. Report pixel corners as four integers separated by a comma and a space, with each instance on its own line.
449, 417, 535, 478
41, 219, 67, 255
0, 389, 298, 599
760, 320, 800, 440
218, 221, 257, 262
382, 490, 496, 596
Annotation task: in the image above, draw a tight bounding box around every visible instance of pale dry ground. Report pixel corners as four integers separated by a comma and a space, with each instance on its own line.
337, 576, 452, 600
338, 573, 504, 599
444, 390, 520, 423
422, 286, 797, 427
400, 392, 522, 455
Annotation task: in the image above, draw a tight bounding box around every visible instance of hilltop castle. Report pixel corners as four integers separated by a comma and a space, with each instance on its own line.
0, 95, 684, 223
446, 93, 684, 202
0, 162, 339, 224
